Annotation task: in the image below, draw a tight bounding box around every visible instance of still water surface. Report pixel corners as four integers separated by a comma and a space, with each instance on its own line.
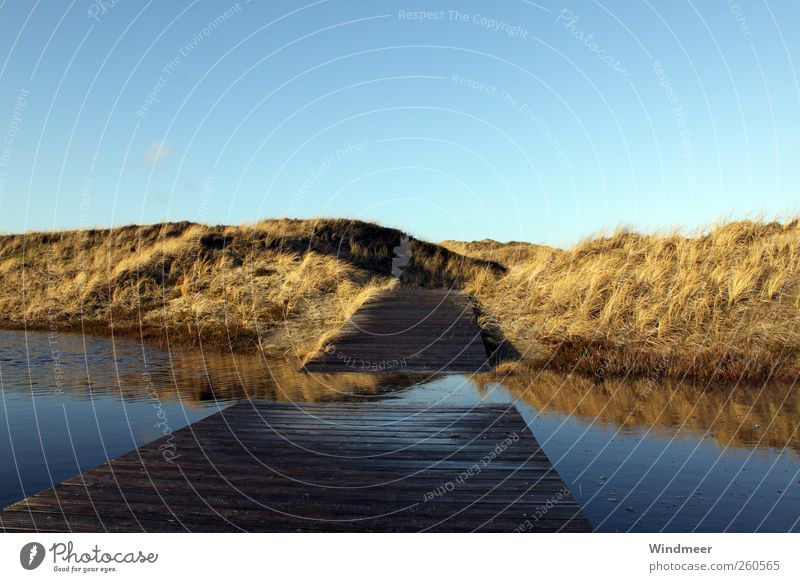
1, 329, 799, 531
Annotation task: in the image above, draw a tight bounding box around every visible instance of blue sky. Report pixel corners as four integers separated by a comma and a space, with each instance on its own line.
0, 1, 797, 246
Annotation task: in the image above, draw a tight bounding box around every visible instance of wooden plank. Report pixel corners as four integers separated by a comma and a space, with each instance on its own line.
303, 289, 490, 373
0, 402, 592, 532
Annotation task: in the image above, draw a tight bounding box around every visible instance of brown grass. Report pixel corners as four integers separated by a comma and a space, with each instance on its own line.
468, 219, 800, 382
2, 217, 798, 382
0, 218, 497, 360
440, 238, 558, 267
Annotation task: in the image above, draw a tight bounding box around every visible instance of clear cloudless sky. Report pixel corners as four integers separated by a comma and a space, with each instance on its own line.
0, 0, 798, 246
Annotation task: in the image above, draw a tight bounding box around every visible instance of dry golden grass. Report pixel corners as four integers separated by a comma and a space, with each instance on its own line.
469, 219, 800, 382
2, 217, 798, 382
0, 220, 395, 358
440, 239, 558, 267
0, 218, 496, 360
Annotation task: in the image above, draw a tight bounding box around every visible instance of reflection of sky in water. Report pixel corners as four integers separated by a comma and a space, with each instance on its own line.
1, 330, 799, 531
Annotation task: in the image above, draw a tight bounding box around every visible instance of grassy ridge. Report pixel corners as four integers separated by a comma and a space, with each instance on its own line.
1, 218, 798, 381
465, 220, 800, 382
440, 238, 557, 266
0, 218, 497, 360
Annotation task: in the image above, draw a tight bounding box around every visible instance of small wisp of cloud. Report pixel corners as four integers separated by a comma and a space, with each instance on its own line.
143, 140, 172, 165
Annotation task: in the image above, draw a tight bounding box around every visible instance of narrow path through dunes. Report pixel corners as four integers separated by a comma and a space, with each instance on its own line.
303, 289, 491, 374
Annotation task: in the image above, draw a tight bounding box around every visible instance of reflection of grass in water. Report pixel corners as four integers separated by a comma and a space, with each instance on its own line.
485, 370, 800, 454
61, 349, 425, 406
164, 352, 423, 404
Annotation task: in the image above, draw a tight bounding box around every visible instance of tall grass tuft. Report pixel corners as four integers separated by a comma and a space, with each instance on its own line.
465, 219, 800, 382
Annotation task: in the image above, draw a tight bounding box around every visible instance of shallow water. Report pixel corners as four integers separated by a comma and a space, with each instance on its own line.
1, 329, 799, 531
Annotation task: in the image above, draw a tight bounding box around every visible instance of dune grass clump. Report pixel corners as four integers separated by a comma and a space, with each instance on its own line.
0, 220, 394, 358
0, 218, 498, 360
467, 219, 800, 382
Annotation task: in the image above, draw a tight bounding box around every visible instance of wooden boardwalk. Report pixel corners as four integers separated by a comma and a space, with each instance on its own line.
304, 289, 490, 374
0, 401, 591, 532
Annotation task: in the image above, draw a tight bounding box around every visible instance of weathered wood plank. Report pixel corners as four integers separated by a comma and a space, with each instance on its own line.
0, 402, 591, 532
